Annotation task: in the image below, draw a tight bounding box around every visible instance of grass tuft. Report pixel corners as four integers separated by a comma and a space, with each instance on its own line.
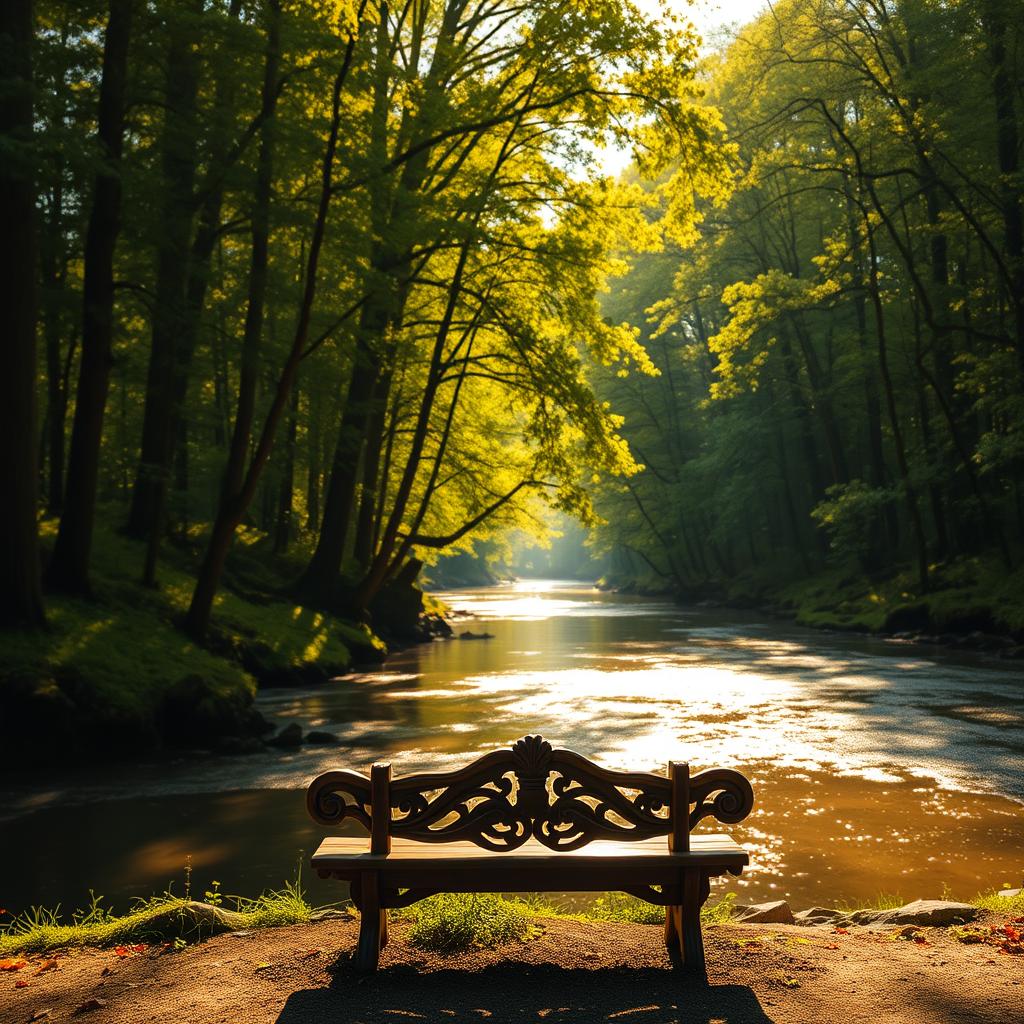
0, 880, 312, 957
403, 893, 537, 954
974, 885, 1024, 916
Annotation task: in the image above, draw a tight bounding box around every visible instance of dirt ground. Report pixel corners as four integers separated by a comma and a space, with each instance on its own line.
1, 915, 1021, 1024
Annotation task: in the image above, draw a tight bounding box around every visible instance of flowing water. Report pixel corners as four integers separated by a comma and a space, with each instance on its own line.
3, 580, 1023, 915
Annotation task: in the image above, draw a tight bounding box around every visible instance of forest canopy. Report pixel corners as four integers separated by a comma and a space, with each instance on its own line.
0, 0, 725, 636
2, 0, 1023, 655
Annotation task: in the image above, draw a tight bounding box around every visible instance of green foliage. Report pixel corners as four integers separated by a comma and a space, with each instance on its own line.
587, 891, 665, 925
0, 879, 312, 957
0, 515, 379, 757
404, 893, 537, 954
811, 482, 896, 565
778, 558, 1024, 635
973, 887, 1024, 917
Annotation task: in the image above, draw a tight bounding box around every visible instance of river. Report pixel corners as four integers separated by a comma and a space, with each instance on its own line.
3, 579, 1023, 916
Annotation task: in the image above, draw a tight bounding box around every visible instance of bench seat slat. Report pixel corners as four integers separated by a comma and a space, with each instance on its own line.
312, 833, 748, 871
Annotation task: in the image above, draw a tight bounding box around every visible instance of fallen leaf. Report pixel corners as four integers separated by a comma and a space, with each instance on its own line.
131, 944, 147, 953
73, 997, 107, 1014
30, 1010, 53, 1022
779, 976, 801, 988
113, 946, 130, 958
254, 963, 272, 971
833, 927, 849, 935
35, 960, 59, 975
0, 958, 28, 971
15, 979, 30, 988
824, 943, 840, 950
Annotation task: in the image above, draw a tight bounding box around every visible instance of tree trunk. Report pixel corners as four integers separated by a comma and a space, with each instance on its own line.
274, 378, 298, 554
126, 0, 202, 554
47, 0, 133, 594
0, 0, 45, 626
40, 179, 68, 515
981, 0, 1024, 373
867, 228, 929, 592
185, 1, 353, 638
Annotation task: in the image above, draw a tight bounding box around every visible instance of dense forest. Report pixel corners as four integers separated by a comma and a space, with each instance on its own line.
1, 0, 1022, 758
592, 0, 1024, 636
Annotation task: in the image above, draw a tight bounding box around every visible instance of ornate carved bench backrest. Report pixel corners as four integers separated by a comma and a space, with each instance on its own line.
307, 735, 753, 853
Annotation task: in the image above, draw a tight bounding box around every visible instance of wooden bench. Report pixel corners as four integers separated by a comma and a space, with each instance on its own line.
306, 735, 754, 974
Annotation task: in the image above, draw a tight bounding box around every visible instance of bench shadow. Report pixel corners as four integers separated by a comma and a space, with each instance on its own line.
275, 960, 777, 1024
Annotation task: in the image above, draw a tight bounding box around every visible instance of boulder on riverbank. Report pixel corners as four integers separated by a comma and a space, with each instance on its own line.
785, 899, 982, 928
731, 900, 795, 924
845, 899, 980, 927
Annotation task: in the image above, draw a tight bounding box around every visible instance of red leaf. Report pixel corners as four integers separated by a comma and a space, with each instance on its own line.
34, 960, 59, 975
0, 959, 28, 972
113, 946, 130, 958
833, 927, 849, 935
15, 979, 30, 988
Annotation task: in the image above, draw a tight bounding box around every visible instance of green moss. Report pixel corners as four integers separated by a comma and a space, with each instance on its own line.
0, 882, 313, 957
1, 515, 386, 758
774, 557, 1024, 636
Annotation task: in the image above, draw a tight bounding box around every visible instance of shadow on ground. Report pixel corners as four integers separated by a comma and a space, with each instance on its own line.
276, 961, 775, 1023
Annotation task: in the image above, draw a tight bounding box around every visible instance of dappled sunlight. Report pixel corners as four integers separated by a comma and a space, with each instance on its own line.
6, 582, 1023, 913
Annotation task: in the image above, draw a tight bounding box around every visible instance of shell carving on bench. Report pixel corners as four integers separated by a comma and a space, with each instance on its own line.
306, 735, 754, 852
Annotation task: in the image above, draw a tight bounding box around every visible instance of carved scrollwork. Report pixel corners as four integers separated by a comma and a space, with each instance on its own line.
306, 768, 373, 830
534, 756, 672, 851
688, 769, 755, 829
305, 737, 754, 852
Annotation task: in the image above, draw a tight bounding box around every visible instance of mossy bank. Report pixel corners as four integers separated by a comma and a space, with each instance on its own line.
1, 517, 390, 765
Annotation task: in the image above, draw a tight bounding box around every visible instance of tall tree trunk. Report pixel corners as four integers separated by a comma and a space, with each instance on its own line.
40, 178, 68, 515
0, 0, 45, 626
47, 0, 133, 593
981, 0, 1024, 373
305, 383, 321, 533
352, 368, 393, 570
867, 227, 929, 592
274, 377, 298, 554
185, 0, 358, 638
127, 0, 202, 559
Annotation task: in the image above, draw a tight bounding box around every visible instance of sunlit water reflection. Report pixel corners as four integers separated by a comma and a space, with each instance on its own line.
3, 580, 1023, 913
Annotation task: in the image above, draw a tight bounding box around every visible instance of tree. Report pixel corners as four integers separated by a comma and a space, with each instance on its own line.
0, 0, 45, 627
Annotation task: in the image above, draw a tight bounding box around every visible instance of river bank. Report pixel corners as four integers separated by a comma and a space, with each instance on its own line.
0, 520, 388, 766
3, 906, 1022, 1024
4, 581, 1023, 917
602, 554, 1024, 656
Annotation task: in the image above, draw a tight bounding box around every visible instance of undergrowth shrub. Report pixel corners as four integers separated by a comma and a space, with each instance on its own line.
404, 893, 536, 953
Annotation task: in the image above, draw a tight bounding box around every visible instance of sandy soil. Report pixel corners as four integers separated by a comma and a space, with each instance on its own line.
1, 915, 1021, 1024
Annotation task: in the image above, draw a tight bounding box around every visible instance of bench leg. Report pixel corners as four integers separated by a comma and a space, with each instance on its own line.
355, 872, 384, 972
664, 903, 680, 949
679, 869, 711, 975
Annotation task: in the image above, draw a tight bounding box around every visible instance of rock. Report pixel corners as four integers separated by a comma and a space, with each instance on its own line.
850, 899, 979, 927
882, 603, 930, 634
267, 722, 304, 748
134, 901, 248, 941
309, 908, 352, 922
216, 736, 265, 755
793, 907, 842, 925
74, 998, 107, 1014
459, 630, 495, 640
732, 900, 795, 925
996, 888, 1022, 899
304, 730, 339, 745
